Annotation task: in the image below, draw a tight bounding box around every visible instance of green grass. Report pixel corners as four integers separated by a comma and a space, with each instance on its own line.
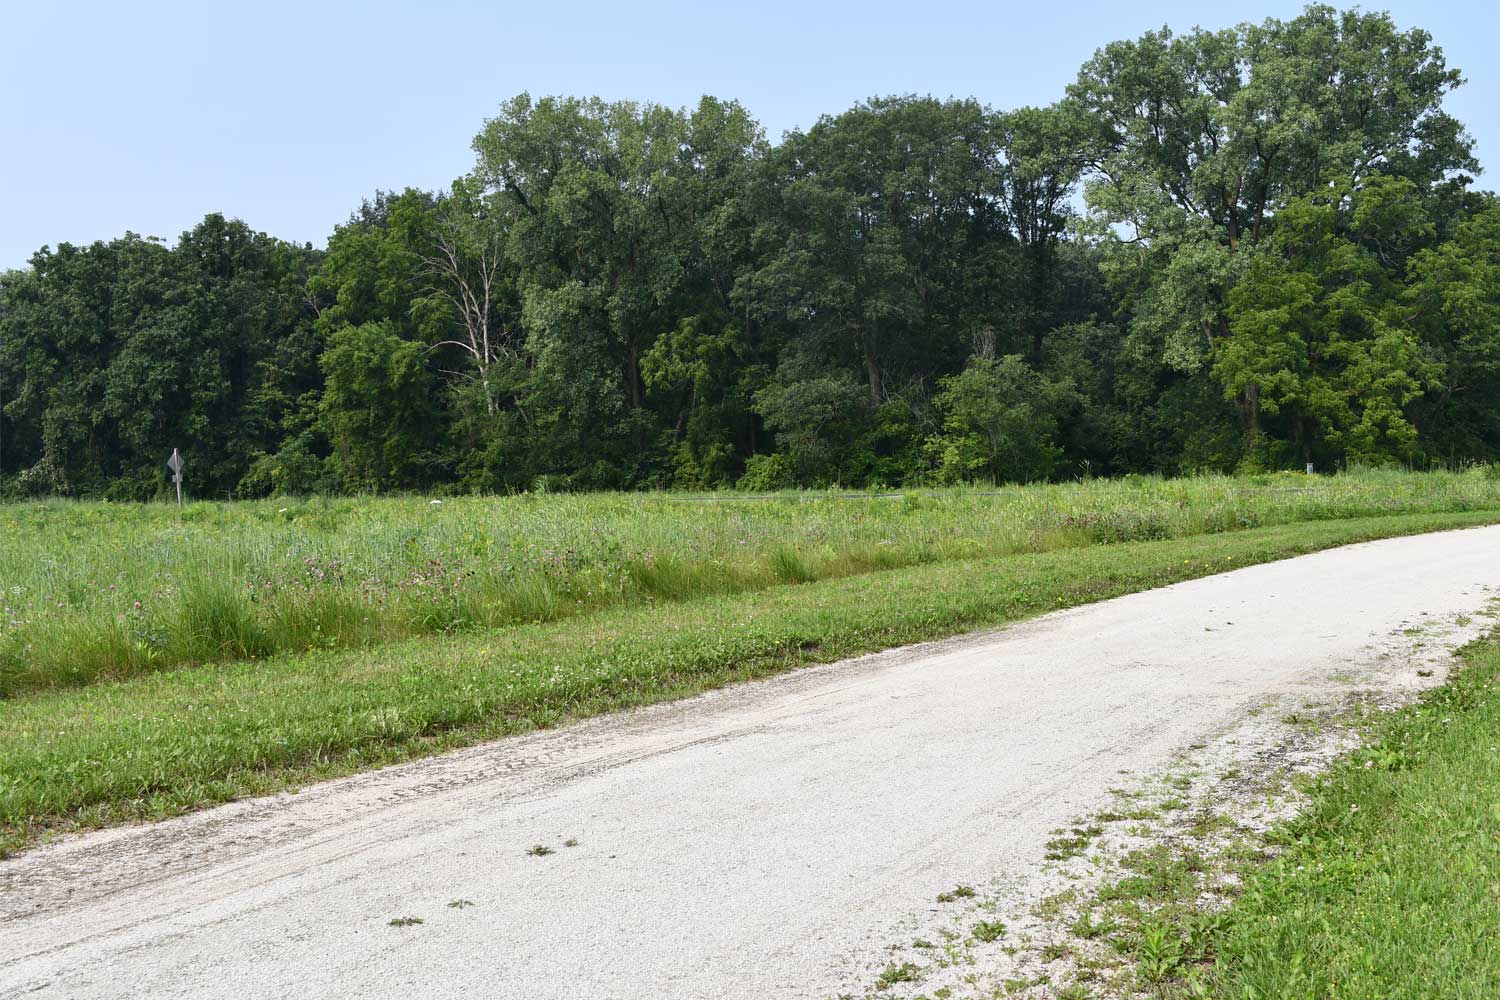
1197, 634, 1500, 999
5, 468, 1500, 697
1, 508, 1497, 857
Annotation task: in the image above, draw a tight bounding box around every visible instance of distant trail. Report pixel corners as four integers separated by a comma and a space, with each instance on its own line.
2, 527, 1497, 1000
647, 485, 1319, 500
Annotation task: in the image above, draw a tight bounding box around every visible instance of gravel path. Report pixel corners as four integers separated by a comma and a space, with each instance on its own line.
2, 526, 1497, 1000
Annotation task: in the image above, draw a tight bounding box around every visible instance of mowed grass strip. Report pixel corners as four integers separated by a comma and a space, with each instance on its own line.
1, 511, 1497, 857
1200, 633, 1500, 999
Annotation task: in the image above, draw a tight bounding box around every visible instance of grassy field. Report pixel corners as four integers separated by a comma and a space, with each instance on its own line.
1, 490, 1499, 856
1194, 633, 1500, 999
4, 469, 1500, 699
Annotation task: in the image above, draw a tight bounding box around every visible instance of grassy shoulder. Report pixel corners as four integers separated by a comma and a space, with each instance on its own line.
1195, 632, 1500, 999
1, 510, 1496, 859
5, 469, 1500, 698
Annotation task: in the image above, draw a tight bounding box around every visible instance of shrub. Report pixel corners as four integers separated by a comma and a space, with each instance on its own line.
737, 452, 797, 492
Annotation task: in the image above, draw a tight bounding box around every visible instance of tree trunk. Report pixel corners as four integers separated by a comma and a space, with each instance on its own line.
625, 339, 645, 450
477, 360, 496, 417
862, 330, 881, 407
1237, 382, 1262, 456
625, 340, 643, 410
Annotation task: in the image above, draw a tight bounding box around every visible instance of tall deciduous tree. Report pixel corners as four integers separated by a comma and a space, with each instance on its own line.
1071, 5, 1474, 460
998, 104, 1091, 362
471, 93, 764, 486
745, 96, 1007, 408
318, 321, 436, 491
1214, 177, 1440, 466
1404, 197, 1500, 462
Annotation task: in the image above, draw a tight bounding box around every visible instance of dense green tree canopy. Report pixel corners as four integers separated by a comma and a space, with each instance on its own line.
1, 218, 319, 497
2, 5, 1496, 498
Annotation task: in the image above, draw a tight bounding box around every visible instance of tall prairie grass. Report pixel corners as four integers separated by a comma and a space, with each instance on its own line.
2, 468, 1497, 698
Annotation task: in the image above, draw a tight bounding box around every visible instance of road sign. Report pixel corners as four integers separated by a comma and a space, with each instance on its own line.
167, 449, 184, 506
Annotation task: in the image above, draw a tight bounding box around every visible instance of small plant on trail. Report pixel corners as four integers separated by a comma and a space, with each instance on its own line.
526, 844, 554, 856
1069, 909, 1117, 940
936, 884, 976, 903
1138, 922, 1184, 982
875, 962, 921, 989
388, 916, 424, 927
1046, 823, 1104, 859
972, 919, 1007, 943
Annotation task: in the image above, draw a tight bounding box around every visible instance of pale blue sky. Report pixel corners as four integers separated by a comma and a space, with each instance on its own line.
4, 1, 1497, 268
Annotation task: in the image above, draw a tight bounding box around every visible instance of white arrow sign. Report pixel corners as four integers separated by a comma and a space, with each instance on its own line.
167, 449, 184, 505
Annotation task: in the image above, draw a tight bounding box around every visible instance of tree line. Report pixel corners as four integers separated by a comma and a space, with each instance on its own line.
3, 4, 1498, 499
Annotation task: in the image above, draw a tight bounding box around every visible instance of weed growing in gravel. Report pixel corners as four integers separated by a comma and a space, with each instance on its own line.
1044, 823, 1103, 860
1068, 910, 1116, 940
972, 920, 1007, 943
875, 961, 921, 989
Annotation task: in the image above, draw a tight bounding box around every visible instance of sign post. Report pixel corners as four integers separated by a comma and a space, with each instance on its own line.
167, 449, 184, 507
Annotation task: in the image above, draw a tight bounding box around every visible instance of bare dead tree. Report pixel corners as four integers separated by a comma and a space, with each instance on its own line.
421, 204, 512, 416
971, 325, 997, 361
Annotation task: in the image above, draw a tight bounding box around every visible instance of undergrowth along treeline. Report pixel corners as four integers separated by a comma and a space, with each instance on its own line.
5, 468, 1500, 699
3, 507, 1497, 856
4, 5, 1500, 499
